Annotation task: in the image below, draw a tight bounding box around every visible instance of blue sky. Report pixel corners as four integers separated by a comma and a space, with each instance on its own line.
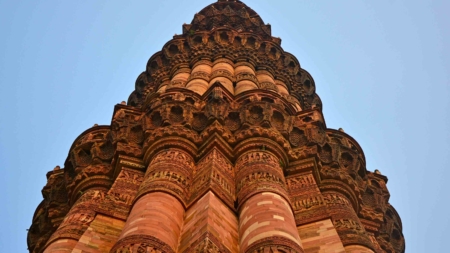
0, 0, 449, 252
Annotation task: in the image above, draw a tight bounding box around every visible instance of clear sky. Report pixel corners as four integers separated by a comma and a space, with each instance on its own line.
0, 0, 448, 252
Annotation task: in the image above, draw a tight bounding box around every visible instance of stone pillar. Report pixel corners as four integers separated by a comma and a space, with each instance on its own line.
185, 60, 212, 95
285, 161, 347, 253
210, 58, 235, 94
234, 62, 258, 95
179, 148, 238, 253
72, 214, 126, 253
111, 148, 193, 253
344, 245, 375, 253
43, 188, 107, 253
322, 189, 375, 252
179, 192, 239, 253
43, 239, 78, 253
236, 150, 304, 253
110, 192, 184, 253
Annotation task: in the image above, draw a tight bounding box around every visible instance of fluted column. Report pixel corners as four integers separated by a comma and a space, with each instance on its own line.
185, 60, 212, 95
236, 149, 304, 253
321, 188, 375, 252
111, 148, 193, 253
43, 239, 78, 253
344, 245, 374, 253
178, 148, 239, 253
234, 62, 258, 95
43, 188, 107, 253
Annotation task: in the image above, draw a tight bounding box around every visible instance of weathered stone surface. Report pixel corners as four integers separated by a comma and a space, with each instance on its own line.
297, 219, 346, 253
28, 1, 404, 253
179, 191, 238, 253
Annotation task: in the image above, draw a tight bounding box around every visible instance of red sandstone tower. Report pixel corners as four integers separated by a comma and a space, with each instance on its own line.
27, 1, 405, 253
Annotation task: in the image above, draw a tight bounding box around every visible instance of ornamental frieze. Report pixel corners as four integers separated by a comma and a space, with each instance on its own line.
333, 219, 364, 232
210, 69, 234, 81
286, 174, 316, 189
187, 71, 211, 82
105, 168, 143, 214
292, 193, 351, 211
145, 170, 190, 188
236, 171, 285, 193
235, 151, 280, 169
235, 72, 259, 84
150, 149, 194, 168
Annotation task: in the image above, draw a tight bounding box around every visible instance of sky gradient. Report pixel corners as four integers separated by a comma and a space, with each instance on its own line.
1, 0, 449, 252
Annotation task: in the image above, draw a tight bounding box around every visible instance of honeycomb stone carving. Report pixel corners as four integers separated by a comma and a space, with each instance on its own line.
169, 106, 184, 124
225, 112, 241, 131
150, 112, 163, 128
271, 111, 285, 129
289, 128, 307, 147
192, 113, 208, 131
248, 106, 264, 124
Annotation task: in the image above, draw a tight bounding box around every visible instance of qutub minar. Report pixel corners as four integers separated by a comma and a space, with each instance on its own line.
28, 1, 405, 252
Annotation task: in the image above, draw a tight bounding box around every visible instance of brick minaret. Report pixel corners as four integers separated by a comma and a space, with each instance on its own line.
28, 1, 405, 253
